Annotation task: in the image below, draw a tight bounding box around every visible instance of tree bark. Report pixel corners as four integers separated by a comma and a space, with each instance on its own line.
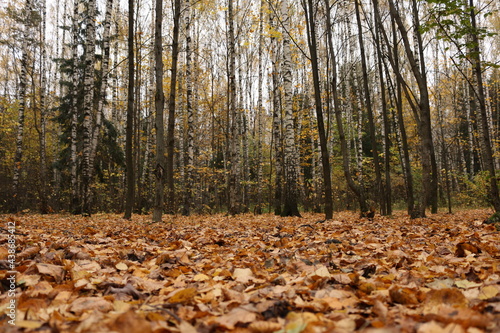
12, 0, 32, 213
469, 0, 500, 211
281, 0, 301, 217
183, 0, 194, 216
227, 0, 241, 215
124, 0, 135, 219
152, 0, 165, 222
165, 0, 181, 214
303, 0, 333, 219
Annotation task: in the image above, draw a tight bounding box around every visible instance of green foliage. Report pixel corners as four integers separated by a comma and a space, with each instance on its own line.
422, 0, 499, 67
453, 171, 490, 207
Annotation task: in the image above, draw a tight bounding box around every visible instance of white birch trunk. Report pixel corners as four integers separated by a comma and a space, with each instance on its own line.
81, 0, 97, 215
281, 0, 300, 217
12, 0, 32, 211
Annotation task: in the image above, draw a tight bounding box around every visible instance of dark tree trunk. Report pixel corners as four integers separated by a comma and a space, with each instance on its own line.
303, 0, 333, 219
124, 0, 135, 219
165, 0, 181, 214
152, 0, 165, 222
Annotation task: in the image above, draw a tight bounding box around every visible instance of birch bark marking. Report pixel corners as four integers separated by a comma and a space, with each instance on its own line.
90, 0, 114, 182
281, 0, 301, 217
12, 0, 32, 212
228, 0, 241, 215
183, 0, 194, 216
270, 10, 283, 215
165, 0, 181, 214
81, 0, 97, 215
70, 0, 80, 214
255, 0, 264, 214
39, 0, 48, 213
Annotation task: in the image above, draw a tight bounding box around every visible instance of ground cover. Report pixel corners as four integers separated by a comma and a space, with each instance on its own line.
1, 209, 499, 332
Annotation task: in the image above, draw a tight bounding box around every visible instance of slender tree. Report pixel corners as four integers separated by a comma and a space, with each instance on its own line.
12, 0, 32, 213
468, 0, 500, 211
302, 0, 333, 219
227, 0, 242, 215
152, 0, 165, 222
281, 0, 301, 217
124, 0, 135, 219
166, 0, 181, 214
183, 0, 194, 216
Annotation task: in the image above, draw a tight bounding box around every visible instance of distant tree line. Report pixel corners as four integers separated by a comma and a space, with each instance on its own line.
0, 0, 499, 220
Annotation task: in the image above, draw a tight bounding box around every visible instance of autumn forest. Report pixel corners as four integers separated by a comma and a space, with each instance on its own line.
2, 0, 500, 331
1, 0, 500, 219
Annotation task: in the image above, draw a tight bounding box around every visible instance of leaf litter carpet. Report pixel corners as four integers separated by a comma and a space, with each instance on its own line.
1, 210, 499, 332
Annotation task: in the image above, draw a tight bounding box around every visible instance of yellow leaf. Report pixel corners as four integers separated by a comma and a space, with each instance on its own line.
169, 287, 197, 303
115, 262, 128, 271
16, 320, 43, 329
193, 273, 210, 282
479, 285, 499, 300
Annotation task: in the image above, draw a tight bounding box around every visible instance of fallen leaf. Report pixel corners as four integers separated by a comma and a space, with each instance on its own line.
69, 297, 113, 315
214, 307, 257, 329
169, 287, 197, 304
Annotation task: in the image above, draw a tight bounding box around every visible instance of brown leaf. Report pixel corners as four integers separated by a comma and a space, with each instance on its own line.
169, 287, 197, 304
248, 321, 282, 333
455, 242, 481, 257
214, 307, 257, 329
36, 263, 65, 283
69, 297, 114, 315
108, 310, 152, 333
389, 286, 421, 305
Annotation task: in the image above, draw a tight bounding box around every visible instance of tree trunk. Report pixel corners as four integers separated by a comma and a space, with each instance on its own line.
165, 0, 181, 214
90, 0, 114, 185
12, 0, 32, 212
281, 0, 301, 217
227, 0, 241, 215
469, 0, 500, 211
152, 0, 165, 222
255, 0, 264, 215
39, 0, 48, 214
183, 0, 194, 216
124, 0, 135, 219
270, 13, 283, 215
373, 2, 392, 215
303, 0, 333, 219
81, 0, 97, 216
70, 0, 80, 214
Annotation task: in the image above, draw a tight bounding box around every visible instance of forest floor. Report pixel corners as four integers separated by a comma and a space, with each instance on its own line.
0, 209, 500, 333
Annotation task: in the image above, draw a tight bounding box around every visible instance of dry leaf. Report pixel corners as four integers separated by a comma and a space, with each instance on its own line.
214, 307, 257, 329
169, 287, 197, 303
69, 297, 113, 315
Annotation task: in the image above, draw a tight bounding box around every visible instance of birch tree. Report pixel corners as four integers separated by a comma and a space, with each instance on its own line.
281, 0, 301, 217
81, 0, 97, 216
12, 0, 32, 212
